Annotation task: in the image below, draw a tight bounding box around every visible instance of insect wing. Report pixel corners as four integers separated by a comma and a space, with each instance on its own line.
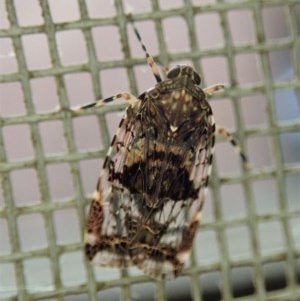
126, 90, 215, 279
84, 104, 143, 268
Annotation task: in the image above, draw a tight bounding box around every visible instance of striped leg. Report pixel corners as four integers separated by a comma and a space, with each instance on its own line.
203, 84, 224, 95
202, 84, 248, 167
215, 125, 249, 168
72, 92, 140, 112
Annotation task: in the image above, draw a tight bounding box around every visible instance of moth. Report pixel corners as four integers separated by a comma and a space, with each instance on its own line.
76, 17, 247, 280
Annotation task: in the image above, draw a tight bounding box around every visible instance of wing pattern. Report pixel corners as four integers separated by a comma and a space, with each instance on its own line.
85, 65, 216, 280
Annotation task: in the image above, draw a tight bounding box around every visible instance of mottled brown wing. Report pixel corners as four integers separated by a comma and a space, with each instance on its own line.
125, 88, 215, 279
84, 103, 144, 268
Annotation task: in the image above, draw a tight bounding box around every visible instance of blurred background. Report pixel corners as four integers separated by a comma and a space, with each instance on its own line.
0, 0, 299, 300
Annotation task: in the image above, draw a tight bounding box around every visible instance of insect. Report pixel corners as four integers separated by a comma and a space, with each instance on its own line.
75, 17, 248, 280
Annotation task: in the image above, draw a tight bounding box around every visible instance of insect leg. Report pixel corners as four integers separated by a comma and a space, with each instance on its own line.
72, 92, 140, 112
203, 84, 224, 95
215, 125, 249, 168
128, 16, 163, 83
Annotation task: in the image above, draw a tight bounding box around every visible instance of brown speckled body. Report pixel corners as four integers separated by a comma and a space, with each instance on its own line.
85, 65, 216, 280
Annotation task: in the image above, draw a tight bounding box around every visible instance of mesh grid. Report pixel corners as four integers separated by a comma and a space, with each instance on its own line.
0, 0, 300, 300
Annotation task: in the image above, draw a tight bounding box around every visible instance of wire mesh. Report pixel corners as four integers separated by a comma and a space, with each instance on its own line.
0, 0, 300, 300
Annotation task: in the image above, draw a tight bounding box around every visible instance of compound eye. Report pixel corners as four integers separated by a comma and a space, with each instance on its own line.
167, 67, 181, 79
193, 71, 201, 85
